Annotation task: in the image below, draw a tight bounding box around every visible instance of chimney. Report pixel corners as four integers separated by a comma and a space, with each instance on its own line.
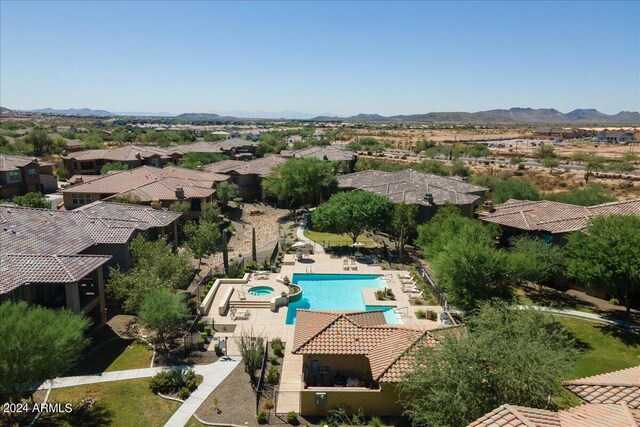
484, 200, 495, 213
423, 193, 434, 205
74, 177, 84, 184
151, 199, 162, 209
175, 186, 185, 200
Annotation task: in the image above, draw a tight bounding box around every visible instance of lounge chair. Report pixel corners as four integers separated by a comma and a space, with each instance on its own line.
350, 259, 358, 271
343, 258, 350, 271
276, 275, 285, 284
398, 273, 412, 280
232, 309, 250, 320
296, 250, 303, 260
255, 271, 269, 280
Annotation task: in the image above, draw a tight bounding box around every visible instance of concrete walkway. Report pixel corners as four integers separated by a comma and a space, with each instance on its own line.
164, 356, 240, 427
518, 305, 640, 333
39, 366, 169, 390
296, 212, 324, 253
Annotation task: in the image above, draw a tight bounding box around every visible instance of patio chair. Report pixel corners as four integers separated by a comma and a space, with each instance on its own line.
343, 258, 350, 271
255, 271, 269, 280
398, 273, 412, 280
350, 259, 358, 271
232, 309, 250, 320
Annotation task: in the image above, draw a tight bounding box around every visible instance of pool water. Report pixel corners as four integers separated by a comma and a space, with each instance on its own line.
248, 286, 274, 296
285, 274, 402, 325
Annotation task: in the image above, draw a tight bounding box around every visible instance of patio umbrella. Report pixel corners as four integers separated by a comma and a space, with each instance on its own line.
352, 241, 365, 255
292, 241, 308, 248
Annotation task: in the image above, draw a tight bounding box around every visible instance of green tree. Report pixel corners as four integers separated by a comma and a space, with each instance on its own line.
543, 183, 615, 206
570, 151, 589, 164
472, 175, 540, 204
169, 200, 190, 235
100, 161, 129, 174
535, 144, 556, 159
235, 328, 264, 384
584, 153, 605, 183
200, 201, 221, 224
179, 152, 227, 169
56, 166, 70, 180
510, 156, 523, 166
542, 157, 560, 171
389, 203, 419, 260
184, 220, 220, 268
107, 236, 193, 312
450, 159, 471, 177
565, 215, 640, 315
216, 181, 239, 210
413, 159, 450, 176
509, 236, 564, 291
11, 192, 49, 208
399, 302, 576, 427
263, 158, 337, 209
431, 233, 512, 310
0, 301, 89, 403
311, 190, 392, 244
25, 128, 53, 155
51, 137, 68, 154
138, 289, 188, 355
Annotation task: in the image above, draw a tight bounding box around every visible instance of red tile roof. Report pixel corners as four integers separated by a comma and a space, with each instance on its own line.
203, 155, 286, 177
63, 145, 178, 162
292, 310, 447, 383
563, 366, 640, 409
1, 254, 110, 287
62, 166, 227, 201
0, 154, 53, 171
479, 199, 640, 234
469, 403, 638, 427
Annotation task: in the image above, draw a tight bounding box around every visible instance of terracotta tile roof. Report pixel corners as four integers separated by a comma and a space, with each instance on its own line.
563, 366, 640, 409
0, 154, 53, 171
337, 169, 487, 207
469, 403, 638, 427
63, 145, 178, 161
479, 199, 640, 234
168, 141, 224, 154
0, 203, 177, 294
469, 404, 561, 427
211, 138, 259, 151
203, 155, 287, 177
62, 166, 227, 200
292, 310, 448, 383
0, 254, 110, 291
75, 201, 181, 230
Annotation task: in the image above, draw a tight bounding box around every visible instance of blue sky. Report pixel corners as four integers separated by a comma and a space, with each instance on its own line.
1, 1, 638, 116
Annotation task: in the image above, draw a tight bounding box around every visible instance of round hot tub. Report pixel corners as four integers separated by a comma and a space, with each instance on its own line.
248, 286, 274, 296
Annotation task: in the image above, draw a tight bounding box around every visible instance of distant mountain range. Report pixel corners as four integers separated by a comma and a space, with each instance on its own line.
312, 108, 640, 125
6, 106, 639, 124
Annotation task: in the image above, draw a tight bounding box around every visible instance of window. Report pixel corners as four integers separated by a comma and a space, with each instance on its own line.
27, 168, 37, 178
71, 193, 92, 206
190, 198, 202, 211
80, 161, 94, 170
8, 170, 20, 182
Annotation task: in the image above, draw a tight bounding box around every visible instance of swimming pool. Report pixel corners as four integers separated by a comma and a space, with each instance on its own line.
285, 274, 402, 325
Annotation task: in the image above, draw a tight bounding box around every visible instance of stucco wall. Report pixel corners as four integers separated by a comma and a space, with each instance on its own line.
300, 383, 403, 416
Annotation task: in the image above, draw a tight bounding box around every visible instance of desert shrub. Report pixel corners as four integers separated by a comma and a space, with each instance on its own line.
267, 366, 280, 384
369, 416, 383, 427
204, 326, 212, 336
270, 355, 280, 365
272, 342, 284, 358
256, 410, 267, 424
415, 310, 427, 319
287, 411, 300, 425
326, 406, 351, 427
178, 387, 191, 400
196, 338, 205, 349
263, 399, 275, 411
271, 337, 283, 348
150, 369, 200, 395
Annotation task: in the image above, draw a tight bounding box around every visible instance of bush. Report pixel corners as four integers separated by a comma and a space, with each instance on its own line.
270, 355, 280, 365
178, 387, 191, 400
196, 338, 206, 349
267, 366, 280, 385
256, 410, 267, 424
326, 406, 351, 427
214, 344, 224, 356
204, 326, 212, 336
150, 369, 201, 395
272, 342, 284, 358
196, 319, 205, 331
415, 310, 427, 319
287, 411, 300, 425
369, 417, 383, 427
200, 331, 208, 340
263, 399, 275, 411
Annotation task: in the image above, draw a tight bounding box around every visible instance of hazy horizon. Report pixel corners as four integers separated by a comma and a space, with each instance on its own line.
1, 1, 638, 115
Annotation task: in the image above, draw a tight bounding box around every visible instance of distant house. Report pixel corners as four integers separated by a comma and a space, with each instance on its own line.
478, 198, 640, 244
0, 155, 58, 199
61, 165, 228, 216
0, 203, 180, 324
337, 169, 488, 220
281, 146, 358, 172
292, 310, 449, 417
62, 145, 182, 175
204, 155, 287, 200
596, 129, 636, 143
167, 138, 259, 159
563, 365, 640, 409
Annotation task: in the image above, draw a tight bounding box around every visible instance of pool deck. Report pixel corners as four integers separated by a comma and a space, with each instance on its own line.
203, 252, 444, 414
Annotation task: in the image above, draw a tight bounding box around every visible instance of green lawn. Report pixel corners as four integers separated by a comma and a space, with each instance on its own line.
68, 339, 152, 376
41, 378, 180, 427
555, 315, 640, 408
304, 229, 375, 248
